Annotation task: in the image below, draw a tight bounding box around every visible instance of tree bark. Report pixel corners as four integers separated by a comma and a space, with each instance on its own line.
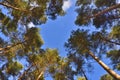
88, 51, 120, 80
97, 33, 120, 45
0, 41, 25, 52
81, 69, 88, 80
0, 2, 28, 12
36, 71, 44, 80
89, 3, 120, 18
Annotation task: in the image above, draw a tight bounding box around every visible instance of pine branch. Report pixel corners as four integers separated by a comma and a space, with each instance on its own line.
31, 61, 45, 80
18, 64, 33, 80
81, 69, 88, 80
0, 2, 28, 12
36, 70, 45, 80
89, 3, 120, 18
102, 37, 120, 45
99, 34, 120, 45
0, 41, 25, 52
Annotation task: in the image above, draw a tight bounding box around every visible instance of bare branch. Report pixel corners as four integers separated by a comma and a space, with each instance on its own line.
102, 37, 120, 45
0, 41, 25, 52
89, 3, 120, 18
18, 64, 33, 80
81, 69, 88, 80
0, 2, 28, 12
99, 34, 120, 45
36, 70, 45, 80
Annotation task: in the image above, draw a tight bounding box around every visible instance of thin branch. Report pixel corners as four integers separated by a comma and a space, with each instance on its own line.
0, 41, 25, 52
99, 35, 120, 45
18, 64, 33, 80
33, 60, 46, 80
0, 2, 28, 12
102, 38, 120, 45
89, 3, 120, 18
102, 15, 120, 21
81, 69, 88, 80
4, 0, 11, 4
36, 70, 45, 80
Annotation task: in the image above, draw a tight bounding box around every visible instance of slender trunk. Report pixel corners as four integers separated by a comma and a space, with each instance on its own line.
88, 51, 120, 80
89, 3, 120, 18
36, 71, 44, 80
81, 69, 88, 80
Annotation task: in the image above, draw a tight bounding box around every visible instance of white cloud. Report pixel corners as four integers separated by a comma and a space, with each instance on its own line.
62, 0, 72, 11
27, 22, 35, 28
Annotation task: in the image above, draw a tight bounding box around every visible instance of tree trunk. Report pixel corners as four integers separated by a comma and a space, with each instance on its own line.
88, 51, 120, 80
36, 71, 44, 80
89, 3, 120, 18
81, 69, 88, 80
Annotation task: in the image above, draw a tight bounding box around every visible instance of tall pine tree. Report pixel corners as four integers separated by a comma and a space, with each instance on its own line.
65, 0, 120, 79
0, 0, 72, 80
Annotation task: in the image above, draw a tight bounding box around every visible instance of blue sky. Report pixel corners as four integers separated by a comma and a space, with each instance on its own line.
1, 0, 120, 80
38, 0, 120, 80
40, 0, 77, 57
40, 0, 100, 79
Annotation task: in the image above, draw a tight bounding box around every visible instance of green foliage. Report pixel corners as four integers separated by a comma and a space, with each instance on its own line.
0, 0, 65, 33
65, 29, 110, 56
95, 0, 116, 8
107, 50, 120, 70
77, 77, 86, 80
100, 74, 115, 80
65, 29, 90, 54
75, 0, 119, 28
6, 61, 23, 75
54, 72, 66, 80
0, 0, 120, 80
107, 50, 120, 61
110, 25, 120, 39
116, 63, 120, 70
19, 48, 74, 80
0, 0, 67, 79
66, 0, 120, 80
76, 0, 91, 6
45, 48, 60, 64
24, 27, 44, 52
0, 37, 6, 47
75, 6, 91, 26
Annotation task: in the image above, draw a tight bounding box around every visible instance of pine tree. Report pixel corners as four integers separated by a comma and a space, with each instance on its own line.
100, 74, 116, 80
65, 0, 120, 79
0, 0, 71, 79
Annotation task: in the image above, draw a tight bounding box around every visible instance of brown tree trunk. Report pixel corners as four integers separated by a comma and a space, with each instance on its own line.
88, 51, 120, 80
36, 71, 44, 80
89, 3, 120, 18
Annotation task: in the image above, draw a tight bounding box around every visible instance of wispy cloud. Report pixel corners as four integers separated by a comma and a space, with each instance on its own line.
62, 0, 72, 11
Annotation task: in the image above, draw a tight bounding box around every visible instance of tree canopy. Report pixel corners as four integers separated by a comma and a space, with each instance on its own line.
0, 0, 69, 80
65, 0, 120, 79
0, 0, 120, 80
